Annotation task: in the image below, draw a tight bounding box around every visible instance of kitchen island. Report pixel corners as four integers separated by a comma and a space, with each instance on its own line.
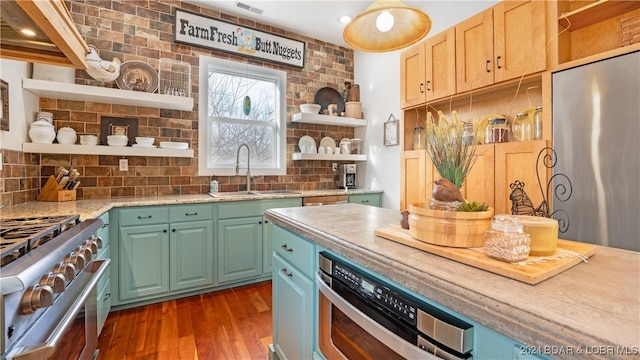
265, 203, 639, 360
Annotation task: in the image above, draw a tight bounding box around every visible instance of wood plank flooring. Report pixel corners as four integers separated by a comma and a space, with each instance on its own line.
97, 280, 273, 360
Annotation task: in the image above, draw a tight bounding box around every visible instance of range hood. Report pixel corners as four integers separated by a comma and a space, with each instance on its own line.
0, 0, 88, 68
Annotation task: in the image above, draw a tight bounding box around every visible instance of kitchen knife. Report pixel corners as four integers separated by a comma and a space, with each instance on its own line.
55, 166, 66, 182
58, 176, 69, 189
71, 181, 81, 190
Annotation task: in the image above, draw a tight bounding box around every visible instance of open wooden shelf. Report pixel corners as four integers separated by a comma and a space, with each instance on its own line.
23, 143, 194, 158
558, 0, 640, 31
291, 113, 367, 127
23, 78, 194, 111
291, 153, 367, 161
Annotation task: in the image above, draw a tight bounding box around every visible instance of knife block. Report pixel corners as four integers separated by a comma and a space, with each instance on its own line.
38, 176, 76, 202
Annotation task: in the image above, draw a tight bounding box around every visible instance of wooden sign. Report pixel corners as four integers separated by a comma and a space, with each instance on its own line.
175, 10, 305, 68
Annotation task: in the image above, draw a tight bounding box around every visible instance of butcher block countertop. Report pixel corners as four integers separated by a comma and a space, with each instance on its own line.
0, 189, 381, 220
264, 204, 640, 360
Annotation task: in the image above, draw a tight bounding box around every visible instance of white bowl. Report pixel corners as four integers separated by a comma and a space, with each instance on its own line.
300, 104, 321, 114
107, 134, 128, 141
80, 135, 98, 146
107, 138, 128, 147
135, 137, 155, 145
159, 141, 189, 149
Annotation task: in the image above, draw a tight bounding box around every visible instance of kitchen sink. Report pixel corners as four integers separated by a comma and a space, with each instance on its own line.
249, 190, 300, 195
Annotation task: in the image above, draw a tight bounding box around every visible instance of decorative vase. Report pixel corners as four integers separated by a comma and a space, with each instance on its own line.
408, 203, 493, 248
29, 120, 56, 144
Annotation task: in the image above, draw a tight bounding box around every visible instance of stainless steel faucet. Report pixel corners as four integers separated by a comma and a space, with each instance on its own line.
235, 143, 251, 192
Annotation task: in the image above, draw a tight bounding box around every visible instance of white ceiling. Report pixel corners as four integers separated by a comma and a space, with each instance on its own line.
183, 1, 499, 50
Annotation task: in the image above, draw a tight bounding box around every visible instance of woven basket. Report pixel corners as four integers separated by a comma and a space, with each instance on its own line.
408, 204, 493, 248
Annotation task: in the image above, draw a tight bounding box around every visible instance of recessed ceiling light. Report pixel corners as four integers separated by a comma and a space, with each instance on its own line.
20, 28, 36, 37
339, 15, 352, 24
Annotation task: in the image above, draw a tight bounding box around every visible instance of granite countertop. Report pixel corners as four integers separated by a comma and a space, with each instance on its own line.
0, 189, 382, 220
265, 204, 640, 360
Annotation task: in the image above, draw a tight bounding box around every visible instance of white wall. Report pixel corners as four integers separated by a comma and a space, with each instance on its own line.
354, 1, 498, 210
0, 59, 38, 151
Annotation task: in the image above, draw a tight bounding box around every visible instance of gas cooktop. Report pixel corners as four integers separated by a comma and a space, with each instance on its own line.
0, 215, 80, 266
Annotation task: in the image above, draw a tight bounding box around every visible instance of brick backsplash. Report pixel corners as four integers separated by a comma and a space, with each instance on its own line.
5, 0, 356, 203
0, 149, 40, 206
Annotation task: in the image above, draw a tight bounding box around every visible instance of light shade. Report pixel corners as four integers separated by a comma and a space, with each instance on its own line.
343, 0, 432, 52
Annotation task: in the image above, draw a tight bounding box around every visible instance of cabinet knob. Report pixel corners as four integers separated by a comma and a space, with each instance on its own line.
485, 60, 491, 73
185, 212, 198, 216
426, 80, 431, 92
264, 220, 269, 224
163, 229, 168, 233
419, 83, 424, 94
138, 215, 152, 220
281, 268, 293, 277
172, 228, 176, 232
101, 223, 109, 229
258, 220, 263, 224
281, 243, 294, 252
496, 56, 502, 69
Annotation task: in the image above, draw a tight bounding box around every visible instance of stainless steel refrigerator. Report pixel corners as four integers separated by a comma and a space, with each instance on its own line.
552, 50, 640, 251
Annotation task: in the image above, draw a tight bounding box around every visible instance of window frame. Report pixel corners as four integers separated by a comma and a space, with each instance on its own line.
198, 55, 287, 176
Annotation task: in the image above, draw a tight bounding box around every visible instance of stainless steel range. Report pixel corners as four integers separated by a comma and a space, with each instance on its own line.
0, 215, 110, 360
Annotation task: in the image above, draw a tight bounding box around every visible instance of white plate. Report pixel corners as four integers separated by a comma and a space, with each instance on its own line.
298, 135, 316, 153
132, 144, 157, 148
159, 141, 189, 149
319, 136, 336, 149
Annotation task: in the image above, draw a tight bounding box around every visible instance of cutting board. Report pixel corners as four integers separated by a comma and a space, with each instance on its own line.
374, 227, 596, 285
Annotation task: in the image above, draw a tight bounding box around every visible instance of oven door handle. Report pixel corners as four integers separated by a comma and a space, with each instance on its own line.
315, 272, 439, 360
7, 259, 111, 360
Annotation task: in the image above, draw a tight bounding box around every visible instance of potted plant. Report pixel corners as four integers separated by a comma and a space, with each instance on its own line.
408, 110, 493, 248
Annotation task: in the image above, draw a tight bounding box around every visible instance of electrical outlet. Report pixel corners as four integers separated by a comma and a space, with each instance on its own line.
332, 163, 338, 172
119, 158, 128, 171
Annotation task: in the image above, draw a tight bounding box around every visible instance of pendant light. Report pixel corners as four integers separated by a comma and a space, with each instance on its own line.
343, 0, 431, 52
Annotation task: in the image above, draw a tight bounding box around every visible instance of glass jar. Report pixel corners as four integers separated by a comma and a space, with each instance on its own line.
492, 117, 509, 143
462, 121, 474, 145
484, 119, 494, 144
533, 106, 543, 140
350, 138, 362, 154
413, 126, 426, 150
484, 215, 531, 263
512, 112, 533, 141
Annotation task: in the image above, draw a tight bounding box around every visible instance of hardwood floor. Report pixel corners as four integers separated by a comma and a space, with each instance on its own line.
97, 280, 273, 360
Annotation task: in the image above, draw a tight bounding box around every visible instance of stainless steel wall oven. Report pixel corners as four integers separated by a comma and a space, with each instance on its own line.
317, 252, 474, 360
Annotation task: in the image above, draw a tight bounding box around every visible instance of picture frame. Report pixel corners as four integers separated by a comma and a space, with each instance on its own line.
1, 80, 9, 131
384, 114, 399, 146
100, 116, 138, 146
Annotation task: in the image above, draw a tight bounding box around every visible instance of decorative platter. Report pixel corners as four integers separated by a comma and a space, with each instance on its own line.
314, 87, 345, 114
116, 61, 159, 93
298, 135, 316, 153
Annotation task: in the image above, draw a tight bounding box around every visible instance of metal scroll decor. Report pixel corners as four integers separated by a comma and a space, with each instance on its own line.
509, 147, 573, 233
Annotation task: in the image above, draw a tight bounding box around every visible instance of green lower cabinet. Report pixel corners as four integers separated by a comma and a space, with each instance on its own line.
96, 212, 111, 335
272, 253, 314, 360
348, 193, 382, 207
119, 223, 170, 301
262, 218, 273, 274
217, 217, 263, 284
170, 220, 214, 291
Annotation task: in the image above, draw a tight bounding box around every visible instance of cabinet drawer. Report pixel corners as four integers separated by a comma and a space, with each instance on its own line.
169, 203, 213, 223
272, 225, 314, 278
119, 206, 169, 226
218, 198, 301, 219
349, 193, 382, 207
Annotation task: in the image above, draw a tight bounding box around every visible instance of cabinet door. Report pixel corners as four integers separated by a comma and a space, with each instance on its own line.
493, 0, 546, 83
425, 27, 456, 101
400, 151, 427, 210
272, 254, 313, 360
119, 224, 169, 301
461, 144, 495, 209
494, 140, 549, 215
400, 43, 426, 108
456, 9, 494, 92
217, 217, 263, 284
170, 220, 214, 292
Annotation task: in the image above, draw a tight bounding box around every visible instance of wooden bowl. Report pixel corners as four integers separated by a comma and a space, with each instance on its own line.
408, 204, 493, 248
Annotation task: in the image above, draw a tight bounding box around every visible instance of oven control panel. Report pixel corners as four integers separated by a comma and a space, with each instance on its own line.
332, 262, 418, 326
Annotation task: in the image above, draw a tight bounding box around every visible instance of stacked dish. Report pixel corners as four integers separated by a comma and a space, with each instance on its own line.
107, 135, 128, 147
159, 141, 189, 149
133, 137, 156, 148
80, 135, 98, 146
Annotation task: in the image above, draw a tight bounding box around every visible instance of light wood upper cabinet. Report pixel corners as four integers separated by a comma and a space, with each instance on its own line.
455, 9, 494, 93
456, 1, 547, 93
425, 28, 457, 101
401, 28, 456, 108
493, 1, 547, 82
400, 43, 426, 108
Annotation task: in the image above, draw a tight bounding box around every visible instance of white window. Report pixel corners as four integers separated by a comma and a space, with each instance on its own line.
198, 55, 287, 176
